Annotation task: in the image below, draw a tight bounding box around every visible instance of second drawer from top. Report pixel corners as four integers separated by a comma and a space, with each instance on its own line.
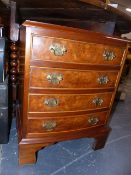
30, 67, 118, 89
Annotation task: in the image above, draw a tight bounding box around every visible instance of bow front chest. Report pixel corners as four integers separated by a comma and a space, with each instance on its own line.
17, 20, 128, 165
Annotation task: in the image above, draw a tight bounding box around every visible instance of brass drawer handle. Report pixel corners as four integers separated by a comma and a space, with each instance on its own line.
44, 98, 59, 107
49, 43, 67, 56
47, 73, 63, 84
103, 50, 116, 61
97, 75, 109, 85
92, 97, 103, 106
88, 116, 99, 125
42, 120, 57, 131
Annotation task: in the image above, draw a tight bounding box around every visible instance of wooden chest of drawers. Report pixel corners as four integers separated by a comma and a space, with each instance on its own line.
17, 20, 128, 165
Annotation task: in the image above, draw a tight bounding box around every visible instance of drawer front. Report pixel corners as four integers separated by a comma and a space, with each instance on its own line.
29, 93, 112, 112
32, 36, 124, 65
30, 67, 118, 89
27, 111, 108, 133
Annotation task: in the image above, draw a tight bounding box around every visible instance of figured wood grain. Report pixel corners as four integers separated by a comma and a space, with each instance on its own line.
29, 88, 114, 95
28, 93, 113, 112
30, 67, 118, 89
17, 20, 128, 165
30, 60, 121, 71
32, 36, 124, 65
27, 111, 108, 134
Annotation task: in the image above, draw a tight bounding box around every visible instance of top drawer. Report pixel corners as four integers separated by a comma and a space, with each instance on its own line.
32, 36, 125, 65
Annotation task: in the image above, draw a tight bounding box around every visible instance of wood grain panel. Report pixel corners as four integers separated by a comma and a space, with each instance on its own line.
32, 36, 124, 65
27, 111, 108, 134
18, 21, 128, 165
30, 60, 121, 71
29, 88, 114, 95
29, 67, 118, 89
28, 93, 113, 112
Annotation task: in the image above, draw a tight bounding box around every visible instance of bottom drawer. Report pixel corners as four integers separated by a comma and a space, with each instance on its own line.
27, 111, 108, 134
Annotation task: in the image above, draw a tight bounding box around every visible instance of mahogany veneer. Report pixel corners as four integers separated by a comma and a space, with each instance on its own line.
30, 67, 118, 89
32, 36, 124, 65
17, 20, 128, 165
28, 93, 113, 112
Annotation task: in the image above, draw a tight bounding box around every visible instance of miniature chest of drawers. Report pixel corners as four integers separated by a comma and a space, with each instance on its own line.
17, 20, 128, 165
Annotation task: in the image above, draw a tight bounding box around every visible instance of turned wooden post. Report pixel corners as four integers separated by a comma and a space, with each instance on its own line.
10, 1, 19, 117
10, 42, 18, 84
10, 42, 18, 101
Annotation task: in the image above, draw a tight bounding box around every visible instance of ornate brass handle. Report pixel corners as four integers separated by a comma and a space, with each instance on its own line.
97, 75, 109, 85
47, 73, 63, 84
92, 97, 103, 106
44, 98, 59, 107
49, 43, 67, 56
42, 120, 57, 131
103, 50, 116, 61
88, 116, 99, 125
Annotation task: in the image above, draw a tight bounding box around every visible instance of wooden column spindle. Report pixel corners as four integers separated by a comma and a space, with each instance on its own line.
10, 41, 18, 85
